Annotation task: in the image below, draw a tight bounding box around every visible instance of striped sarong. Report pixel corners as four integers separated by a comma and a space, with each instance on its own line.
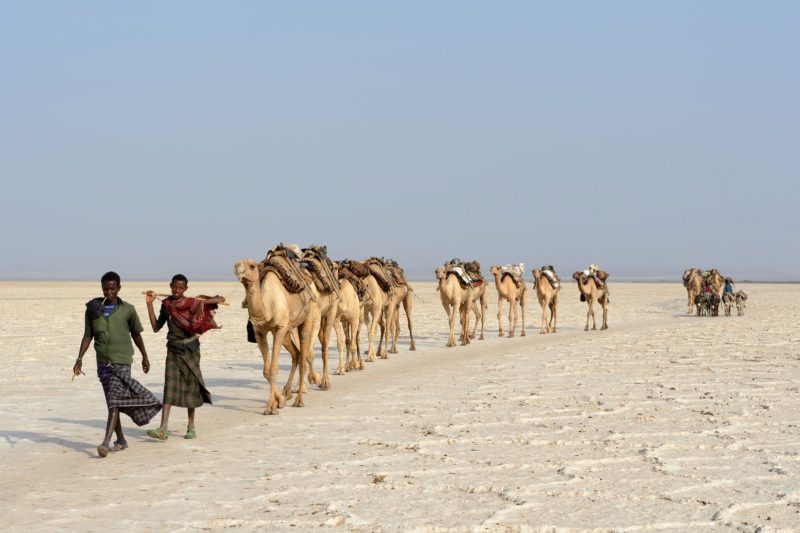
97, 363, 162, 426
163, 338, 211, 408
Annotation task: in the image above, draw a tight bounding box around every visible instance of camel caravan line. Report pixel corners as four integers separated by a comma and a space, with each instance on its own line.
235, 244, 414, 415
233, 247, 749, 417
682, 268, 748, 317
435, 260, 610, 346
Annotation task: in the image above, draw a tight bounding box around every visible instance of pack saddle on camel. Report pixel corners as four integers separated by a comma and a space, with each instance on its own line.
300, 245, 340, 390
572, 264, 609, 331
531, 265, 561, 334
435, 263, 474, 347
382, 259, 416, 354
361, 257, 401, 361
234, 244, 321, 415
490, 264, 528, 338
333, 259, 369, 373
443, 259, 488, 340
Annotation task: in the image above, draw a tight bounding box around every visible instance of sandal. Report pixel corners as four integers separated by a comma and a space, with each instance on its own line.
184, 426, 196, 440
111, 440, 128, 452
146, 428, 169, 441
97, 444, 110, 458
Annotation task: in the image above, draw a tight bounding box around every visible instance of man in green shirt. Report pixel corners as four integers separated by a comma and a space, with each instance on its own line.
73, 271, 161, 457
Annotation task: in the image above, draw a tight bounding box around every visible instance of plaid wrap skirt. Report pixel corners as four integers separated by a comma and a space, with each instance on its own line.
97, 363, 162, 426
163, 340, 211, 408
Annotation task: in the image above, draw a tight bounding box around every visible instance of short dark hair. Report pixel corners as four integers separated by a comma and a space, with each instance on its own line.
101, 271, 121, 285
171, 274, 188, 285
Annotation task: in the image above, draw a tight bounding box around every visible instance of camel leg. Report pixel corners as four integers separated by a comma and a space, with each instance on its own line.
293, 320, 312, 408
305, 313, 322, 388
378, 311, 389, 359
335, 319, 347, 375
461, 296, 472, 346
389, 307, 399, 354
470, 301, 479, 339
266, 329, 288, 415
318, 317, 332, 390
540, 301, 548, 334
353, 314, 363, 369
590, 300, 597, 330
550, 298, 558, 333
601, 298, 608, 330
507, 299, 516, 338
497, 298, 505, 337
403, 290, 416, 350
476, 295, 485, 340
255, 332, 272, 411
365, 303, 379, 362
447, 303, 457, 347
519, 292, 527, 337
280, 335, 301, 402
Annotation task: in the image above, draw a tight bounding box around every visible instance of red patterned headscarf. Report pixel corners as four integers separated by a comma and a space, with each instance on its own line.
162, 297, 219, 336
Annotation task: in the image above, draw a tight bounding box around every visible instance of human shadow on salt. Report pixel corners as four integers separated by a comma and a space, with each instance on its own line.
0, 429, 97, 456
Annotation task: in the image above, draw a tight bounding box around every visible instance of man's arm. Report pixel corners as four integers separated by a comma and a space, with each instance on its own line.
144, 291, 161, 332
73, 336, 92, 376
131, 332, 150, 374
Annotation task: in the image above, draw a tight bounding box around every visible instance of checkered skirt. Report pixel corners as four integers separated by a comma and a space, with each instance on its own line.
97, 363, 162, 426
162, 341, 211, 408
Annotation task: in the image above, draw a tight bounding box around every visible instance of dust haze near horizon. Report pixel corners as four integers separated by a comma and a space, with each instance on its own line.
2, 2, 798, 282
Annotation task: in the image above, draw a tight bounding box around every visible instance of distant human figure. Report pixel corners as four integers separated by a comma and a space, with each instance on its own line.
724, 277, 735, 295
703, 280, 712, 294
73, 271, 161, 458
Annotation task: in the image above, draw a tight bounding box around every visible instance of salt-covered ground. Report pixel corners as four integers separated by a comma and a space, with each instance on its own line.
1, 280, 798, 532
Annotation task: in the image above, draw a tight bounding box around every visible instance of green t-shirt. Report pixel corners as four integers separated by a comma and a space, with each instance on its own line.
84, 298, 144, 364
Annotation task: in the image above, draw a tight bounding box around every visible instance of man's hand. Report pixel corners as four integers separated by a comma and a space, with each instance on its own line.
142, 357, 150, 374
73, 358, 83, 376
145, 291, 156, 305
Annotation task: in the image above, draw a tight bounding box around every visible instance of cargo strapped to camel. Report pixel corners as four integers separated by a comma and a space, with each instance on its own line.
366, 257, 396, 292
258, 243, 312, 295
302, 245, 340, 297
537, 265, 560, 289
384, 259, 407, 287
445, 259, 484, 288
338, 260, 369, 301
500, 263, 525, 288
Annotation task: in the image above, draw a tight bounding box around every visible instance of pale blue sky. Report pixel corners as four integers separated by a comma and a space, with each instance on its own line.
2, 2, 798, 281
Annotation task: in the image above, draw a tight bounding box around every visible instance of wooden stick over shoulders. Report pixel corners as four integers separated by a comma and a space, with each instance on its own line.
142, 292, 229, 306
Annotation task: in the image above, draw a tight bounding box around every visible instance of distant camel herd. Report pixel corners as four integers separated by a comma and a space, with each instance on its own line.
682, 268, 748, 317
231, 245, 747, 415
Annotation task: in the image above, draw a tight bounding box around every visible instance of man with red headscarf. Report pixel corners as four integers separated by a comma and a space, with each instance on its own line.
145, 274, 225, 441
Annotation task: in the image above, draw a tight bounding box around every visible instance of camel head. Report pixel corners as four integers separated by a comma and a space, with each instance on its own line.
572, 271, 583, 281
489, 265, 501, 276
435, 266, 446, 281
532, 269, 542, 280
234, 259, 260, 287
